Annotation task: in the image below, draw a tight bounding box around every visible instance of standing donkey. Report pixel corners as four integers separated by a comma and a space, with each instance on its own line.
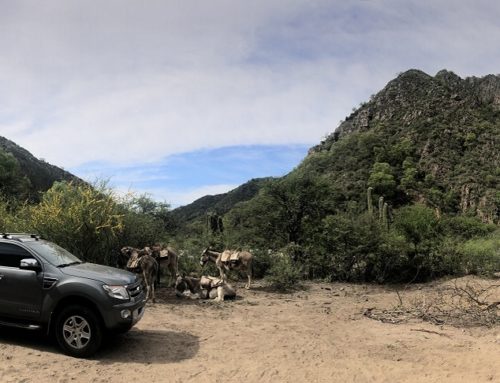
200, 248, 253, 289
121, 247, 158, 302
150, 245, 179, 286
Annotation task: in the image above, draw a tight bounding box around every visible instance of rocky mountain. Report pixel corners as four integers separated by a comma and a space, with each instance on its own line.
0, 135, 81, 200
175, 69, 499, 233
308, 69, 499, 223
312, 69, 500, 148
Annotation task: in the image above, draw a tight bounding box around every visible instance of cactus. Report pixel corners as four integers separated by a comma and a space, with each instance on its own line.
378, 196, 384, 222
207, 211, 223, 235
382, 202, 389, 230
367, 187, 374, 216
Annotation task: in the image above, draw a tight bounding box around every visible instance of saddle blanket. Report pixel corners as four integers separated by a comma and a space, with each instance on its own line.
158, 249, 170, 260
127, 252, 141, 269
220, 250, 240, 263
200, 276, 225, 289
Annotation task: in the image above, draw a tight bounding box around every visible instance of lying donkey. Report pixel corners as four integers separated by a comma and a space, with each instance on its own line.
174, 275, 236, 302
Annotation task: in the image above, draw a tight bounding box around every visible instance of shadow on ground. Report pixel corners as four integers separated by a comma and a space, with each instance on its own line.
0, 326, 199, 364
96, 329, 200, 364
0, 327, 58, 354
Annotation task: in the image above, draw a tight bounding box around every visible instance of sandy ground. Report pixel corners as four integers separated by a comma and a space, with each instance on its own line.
0, 279, 499, 383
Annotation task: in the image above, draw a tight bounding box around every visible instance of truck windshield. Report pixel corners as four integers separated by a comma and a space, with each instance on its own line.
24, 240, 83, 267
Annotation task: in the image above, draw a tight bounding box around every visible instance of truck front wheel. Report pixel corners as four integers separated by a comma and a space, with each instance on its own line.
54, 305, 103, 358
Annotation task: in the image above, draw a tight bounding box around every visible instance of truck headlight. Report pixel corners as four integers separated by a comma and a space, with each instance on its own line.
103, 285, 130, 300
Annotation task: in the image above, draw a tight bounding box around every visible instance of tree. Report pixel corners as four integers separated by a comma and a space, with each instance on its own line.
0, 149, 30, 198
393, 205, 443, 280
368, 162, 397, 197
394, 204, 439, 255
25, 181, 124, 264
114, 192, 172, 253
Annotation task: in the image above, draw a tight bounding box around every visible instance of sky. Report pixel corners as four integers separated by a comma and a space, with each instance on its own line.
1, 1, 500, 207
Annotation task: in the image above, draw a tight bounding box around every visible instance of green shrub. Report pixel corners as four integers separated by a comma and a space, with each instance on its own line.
436, 237, 464, 275
439, 216, 496, 240
251, 249, 273, 279
458, 231, 500, 275
0, 196, 16, 232
177, 251, 203, 277
266, 254, 302, 291
372, 231, 412, 282
24, 181, 123, 264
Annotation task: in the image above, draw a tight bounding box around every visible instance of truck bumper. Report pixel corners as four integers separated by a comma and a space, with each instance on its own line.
103, 294, 147, 332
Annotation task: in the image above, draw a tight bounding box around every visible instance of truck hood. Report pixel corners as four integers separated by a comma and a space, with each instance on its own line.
60, 262, 137, 285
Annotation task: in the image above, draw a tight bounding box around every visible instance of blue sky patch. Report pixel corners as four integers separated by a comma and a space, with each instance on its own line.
70, 144, 309, 206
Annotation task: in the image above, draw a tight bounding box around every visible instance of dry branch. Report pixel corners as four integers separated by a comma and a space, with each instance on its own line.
365, 278, 500, 327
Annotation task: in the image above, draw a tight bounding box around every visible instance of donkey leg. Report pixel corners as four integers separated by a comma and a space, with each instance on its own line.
246, 264, 253, 289
156, 264, 161, 288
245, 274, 251, 289
218, 267, 227, 282
214, 286, 224, 302
151, 276, 156, 303
145, 284, 150, 302
143, 270, 150, 301
169, 264, 176, 287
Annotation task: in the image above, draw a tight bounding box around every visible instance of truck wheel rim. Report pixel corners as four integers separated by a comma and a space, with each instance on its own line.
62, 315, 91, 350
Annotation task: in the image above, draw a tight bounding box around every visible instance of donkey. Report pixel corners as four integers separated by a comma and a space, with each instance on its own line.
150, 245, 179, 286
174, 275, 236, 302
121, 247, 158, 303
119, 246, 136, 268
200, 248, 253, 289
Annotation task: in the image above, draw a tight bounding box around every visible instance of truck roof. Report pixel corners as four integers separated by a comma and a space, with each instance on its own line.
0, 233, 41, 242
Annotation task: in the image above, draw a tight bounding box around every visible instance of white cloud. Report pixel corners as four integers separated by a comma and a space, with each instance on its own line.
1, 0, 500, 171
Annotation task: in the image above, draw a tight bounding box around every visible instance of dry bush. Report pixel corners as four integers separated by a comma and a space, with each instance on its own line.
364, 277, 500, 327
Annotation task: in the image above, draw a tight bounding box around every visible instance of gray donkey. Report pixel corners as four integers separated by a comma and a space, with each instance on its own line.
200, 248, 253, 289
121, 246, 158, 303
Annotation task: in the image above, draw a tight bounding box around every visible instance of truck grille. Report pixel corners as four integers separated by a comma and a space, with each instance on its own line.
127, 282, 142, 298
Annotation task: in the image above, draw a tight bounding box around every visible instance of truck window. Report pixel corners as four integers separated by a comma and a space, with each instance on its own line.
0, 243, 32, 268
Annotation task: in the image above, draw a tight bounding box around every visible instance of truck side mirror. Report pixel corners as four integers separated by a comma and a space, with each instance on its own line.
20, 258, 41, 271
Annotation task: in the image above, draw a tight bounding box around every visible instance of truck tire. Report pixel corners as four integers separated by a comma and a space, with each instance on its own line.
54, 305, 103, 358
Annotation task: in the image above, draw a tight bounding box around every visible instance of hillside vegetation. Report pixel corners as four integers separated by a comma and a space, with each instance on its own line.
0, 136, 80, 201
174, 69, 499, 285
0, 69, 499, 286
0, 139, 171, 266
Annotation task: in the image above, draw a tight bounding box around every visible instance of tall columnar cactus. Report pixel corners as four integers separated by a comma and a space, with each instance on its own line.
382, 202, 389, 230
367, 187, 374, 216
378, 196, 384, 222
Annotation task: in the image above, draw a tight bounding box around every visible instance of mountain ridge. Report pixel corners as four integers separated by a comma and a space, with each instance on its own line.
172, 177, 274, 223
175, 69, 500, 228
0, 135, 81, 199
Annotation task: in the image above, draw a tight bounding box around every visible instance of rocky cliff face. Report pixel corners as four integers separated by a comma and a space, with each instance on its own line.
308, 69, 499, 223
312, 70, 500, 152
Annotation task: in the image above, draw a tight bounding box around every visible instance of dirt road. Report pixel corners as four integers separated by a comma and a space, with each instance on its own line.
0, 280, 498, 383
